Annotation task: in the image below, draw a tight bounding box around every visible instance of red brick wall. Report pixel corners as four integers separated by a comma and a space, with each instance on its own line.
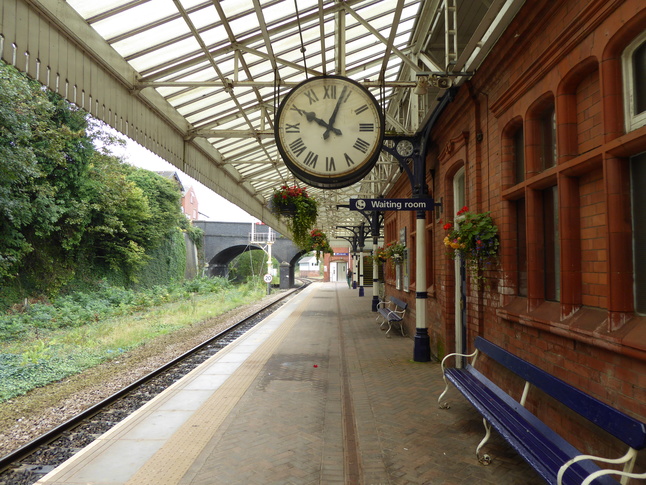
382, 0, 646, 464
576, 71, 602, 154
579, 168, 608, 308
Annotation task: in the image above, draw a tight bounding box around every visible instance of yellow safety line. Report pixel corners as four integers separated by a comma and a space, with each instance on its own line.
125, 289, 315, 485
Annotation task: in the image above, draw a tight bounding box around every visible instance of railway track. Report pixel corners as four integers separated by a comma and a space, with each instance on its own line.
0, 280, 310, 485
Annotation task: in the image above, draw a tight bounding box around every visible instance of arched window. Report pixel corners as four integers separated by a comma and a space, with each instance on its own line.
623, 32, 646, 131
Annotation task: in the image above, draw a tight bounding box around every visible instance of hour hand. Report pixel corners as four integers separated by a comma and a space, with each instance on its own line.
293, 106, 342, 136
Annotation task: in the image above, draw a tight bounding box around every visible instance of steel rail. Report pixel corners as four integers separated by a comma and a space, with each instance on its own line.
0, 280, 310, 474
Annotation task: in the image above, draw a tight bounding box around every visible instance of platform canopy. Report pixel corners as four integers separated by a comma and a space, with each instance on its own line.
3, 0, 524, 241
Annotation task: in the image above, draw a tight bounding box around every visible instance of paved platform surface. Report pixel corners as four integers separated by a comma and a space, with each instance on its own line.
37, 282, 544, 485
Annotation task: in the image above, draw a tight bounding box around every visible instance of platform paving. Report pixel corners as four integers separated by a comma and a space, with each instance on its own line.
177, 282, 544, 484
38, 282, 544, 485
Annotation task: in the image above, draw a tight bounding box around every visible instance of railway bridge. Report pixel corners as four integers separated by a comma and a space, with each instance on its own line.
193, 221, 305, 287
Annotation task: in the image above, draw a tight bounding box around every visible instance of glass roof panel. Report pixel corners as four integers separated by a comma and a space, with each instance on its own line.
110, 20, 193, 58
220, 0, 255, 18
186, 5, 220, 29
54, 0, 509, 235
127, 39, 204, 73
66, 0, 134, 19
91, 3, 181, 40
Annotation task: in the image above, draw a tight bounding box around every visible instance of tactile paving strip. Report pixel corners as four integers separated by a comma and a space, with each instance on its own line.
122, 290, 315, 485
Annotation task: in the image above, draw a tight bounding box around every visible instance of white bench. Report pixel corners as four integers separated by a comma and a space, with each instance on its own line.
376, 296, 407, 337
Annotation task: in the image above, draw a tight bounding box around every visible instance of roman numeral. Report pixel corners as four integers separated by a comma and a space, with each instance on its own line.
289, 138, 307, 157
344, 153, 355, 167
323, 85, 337, 99
359, 123, 374, 132
355, 104, 368, 115
304, 151, 318, 168
304, 89, 319, 104
353, 138, 370, 154
326, 157, 336, 172
286, 123, 300, 133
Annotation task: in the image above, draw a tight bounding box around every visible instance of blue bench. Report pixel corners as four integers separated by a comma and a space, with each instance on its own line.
376, 296, 407, 337
438, 336, 646, 485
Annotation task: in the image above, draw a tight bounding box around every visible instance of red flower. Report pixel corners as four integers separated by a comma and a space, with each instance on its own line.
443, 222, 452, 231
457, 206, 469, 216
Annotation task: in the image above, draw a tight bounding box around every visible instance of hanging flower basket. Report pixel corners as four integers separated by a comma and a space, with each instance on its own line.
269, 185, 318, 249
374, 246, 389, 263
309, 229, 333, 263
382, 242, 405, 266
443, 206, 499, 286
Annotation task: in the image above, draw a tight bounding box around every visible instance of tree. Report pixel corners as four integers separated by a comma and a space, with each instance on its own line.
0, 60, 192, 298
228, 250, 277, 282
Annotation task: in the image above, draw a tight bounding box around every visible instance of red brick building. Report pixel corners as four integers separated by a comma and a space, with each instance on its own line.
382, 0, 646, 465
181, 185, 199, 221
321, 246, 352, 283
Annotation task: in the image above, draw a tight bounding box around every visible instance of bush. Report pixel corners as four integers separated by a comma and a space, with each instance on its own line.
0, 277, 237, 341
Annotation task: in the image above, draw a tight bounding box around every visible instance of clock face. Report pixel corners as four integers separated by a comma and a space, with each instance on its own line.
275, 76, 385, 189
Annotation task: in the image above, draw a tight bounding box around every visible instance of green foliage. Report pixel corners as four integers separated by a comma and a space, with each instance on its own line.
270, 185, 318, 249
125, 169, 182, 251
0, 277, 232, 342
0, 59, 198, 303
308, 229, 333, 263
443, 206, 499, 288
134, 229, 186, 288
228, 250, 277, 282
0, 276, 259, 402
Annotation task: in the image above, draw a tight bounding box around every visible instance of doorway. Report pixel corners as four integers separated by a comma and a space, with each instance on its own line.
453, 167, 467, 366
332, 262, 347, 282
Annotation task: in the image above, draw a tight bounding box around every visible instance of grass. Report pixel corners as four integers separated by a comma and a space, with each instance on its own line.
0, 279, 266, 403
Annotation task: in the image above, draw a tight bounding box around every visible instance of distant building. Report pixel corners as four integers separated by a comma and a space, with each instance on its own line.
298, 255, 319, 278
156, 171, 199, 221
182, 185, 198, 221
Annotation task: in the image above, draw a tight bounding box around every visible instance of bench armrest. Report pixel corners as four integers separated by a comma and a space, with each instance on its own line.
376, 299, 389, 310
388, 307, 406, 318
438, 348, 479, 408
558, 447, 638, 485
582, 469, 646, 485
440, 348, 479, 374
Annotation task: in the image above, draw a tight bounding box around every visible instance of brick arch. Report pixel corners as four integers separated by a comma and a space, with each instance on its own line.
601, 8, 646, 141
557, 56, 600, 160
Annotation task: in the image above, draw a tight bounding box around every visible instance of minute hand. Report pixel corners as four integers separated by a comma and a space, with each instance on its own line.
323, 86, 348, 140
293, 106, 342, 136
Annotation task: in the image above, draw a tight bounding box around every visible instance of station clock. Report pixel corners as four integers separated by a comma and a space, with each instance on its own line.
274, 76, 385, 189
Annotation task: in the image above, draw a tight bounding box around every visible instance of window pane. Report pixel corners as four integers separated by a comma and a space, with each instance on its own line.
514, 128, 525, 183
631, 152, 646, 314
453, 168, 465, 214
543, 186, 560, 301
541, 107, 556, 170
633, 42, 646, 115
517, 199, 527, 296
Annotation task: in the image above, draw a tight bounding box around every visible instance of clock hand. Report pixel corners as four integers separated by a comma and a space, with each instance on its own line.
323, 86, 348, 140
293, 106, 342, 136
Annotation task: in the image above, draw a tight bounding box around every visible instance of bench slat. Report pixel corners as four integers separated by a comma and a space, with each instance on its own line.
445, 366, 618, 485
389, 296, 407, 309
475, 337, 646, 450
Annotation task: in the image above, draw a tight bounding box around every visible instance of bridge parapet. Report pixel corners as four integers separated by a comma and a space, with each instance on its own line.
249, 231, 275, 244
194, 221, 306, 283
